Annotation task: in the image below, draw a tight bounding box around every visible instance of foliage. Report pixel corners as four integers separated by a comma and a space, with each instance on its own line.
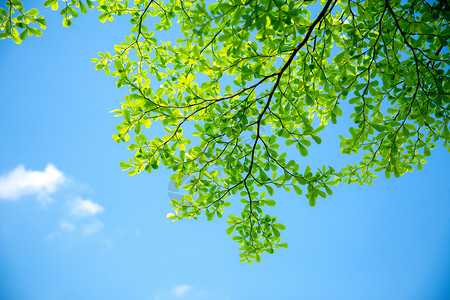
3, 0, 449, 263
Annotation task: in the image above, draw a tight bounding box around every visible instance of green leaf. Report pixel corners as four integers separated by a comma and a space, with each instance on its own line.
19, 29, 27, 41
272, 228, 280, 237
26, 8, 39, 17
98, 13, 108, 23
11, 34, 21, 44
36, 18, 46, 29
385, 170, 391, 179
266, 248, 274, 254
298, 143, 308, 157
122, 110, 131, 122
311, 135, 322, 144
226, 225, 235, 235
43, 0, 56, 8
120, 161, 130, 169
273, 223, 285, 230
86, 0, 94, 9
194, 123, 203, 132
29, 27, 43, 37
286, 139, 295, 146
166, 213, 177, 219
79, 2, 87, 14
264, 199, 276, 207
62, 17, 72, 27
325, 185, 333, 195
265, 185, 274, 196
293, 185, 302, 196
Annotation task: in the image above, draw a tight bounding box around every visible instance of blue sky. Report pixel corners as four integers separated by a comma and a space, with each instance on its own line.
1, 3, 450, 300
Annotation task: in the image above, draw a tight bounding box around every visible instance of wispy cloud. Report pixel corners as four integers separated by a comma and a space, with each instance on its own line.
0, 164, 65, 203
0, 164, 107, 240
69, 197, 104, 217
154, 284, 210, 300
82, 220, 103, 235
59, 198, 105, 237
172, 285, 193, 297
59, 220, 75, 232
44, 232, 60, 241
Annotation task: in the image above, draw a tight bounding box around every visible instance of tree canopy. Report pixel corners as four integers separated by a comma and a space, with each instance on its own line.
2, 0, 449, 263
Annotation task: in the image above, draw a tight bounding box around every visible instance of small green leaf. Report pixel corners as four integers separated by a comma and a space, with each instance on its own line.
122, 110, 131, 122
272, 228, 280, 237
298, 143, 308, 156
120, 161, 130, 169
264, 199, 276, 206
286, 139, 295, 146
226, 225, 235, 235
98, 13, 108, 23
273, 223, 286, 230
194, 123, 203, 132
86, 0, 94, 9
19, 29, 27, 41
62, 17, 72, 27
27, 8, 39, 17
311, 135, 322, 144
79, 2, 87, 14
265, 185, 274, 196
293, 185, 302, 195
166, 213, 177, 219
11, 34, 22, 44
385, 170, 391, 179
43, 0, 56, 8
36, 18, 46, 29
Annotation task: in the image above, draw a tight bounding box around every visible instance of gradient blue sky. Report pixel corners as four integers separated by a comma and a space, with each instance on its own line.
1, 2, 450, 300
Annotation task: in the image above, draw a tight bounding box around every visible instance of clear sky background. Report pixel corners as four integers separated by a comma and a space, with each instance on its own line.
0, 2, 450, 300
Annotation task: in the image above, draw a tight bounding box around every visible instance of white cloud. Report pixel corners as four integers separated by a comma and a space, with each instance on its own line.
59, 220, 75, 232
44, 232, 60, 241
101, 239, 113, 247
172, 285, 193, 297
69, 197, 104, 217
154, 284, 206, 300
82, 220, 103, 235
0, 164, 65, 203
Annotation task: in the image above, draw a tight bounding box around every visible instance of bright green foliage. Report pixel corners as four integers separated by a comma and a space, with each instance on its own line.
42, 0, 95, 27
0, 0, 97, 43
4, 0, 450, 263
0, 0, 46, 43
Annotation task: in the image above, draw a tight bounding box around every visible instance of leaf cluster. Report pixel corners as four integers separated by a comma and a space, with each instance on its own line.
5, 0, 450, 262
